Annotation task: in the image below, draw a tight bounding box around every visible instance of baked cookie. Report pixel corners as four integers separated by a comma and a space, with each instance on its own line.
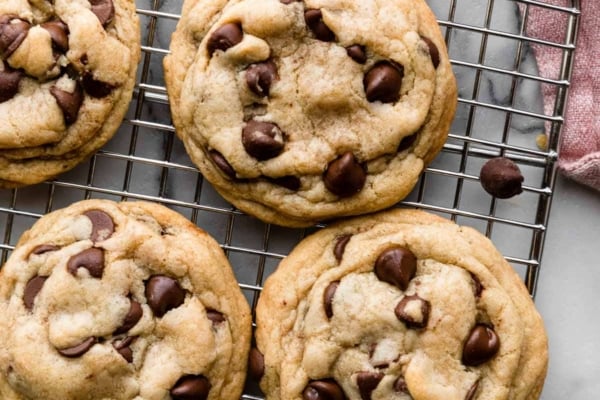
0, 200, 251, 400
164, 0, 457, 227
0, 0, 140, 188
255, 209, 548, 399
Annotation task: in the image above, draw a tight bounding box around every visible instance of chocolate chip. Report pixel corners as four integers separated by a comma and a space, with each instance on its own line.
479, 157, 524, 199
393, 376, 409, 393
248, 347, 265, 381
465, 380, 479, 400
206, 309, 225, 325
209, 150, 236, 179
470, 273, 483, 298
30, 244, 60, 256
333, 234, 352, 262
67, 248, 105, 278
304, 9, 335, 42
280, 0, 300, 3
90, 0, 115, 27
207, 23, 243, 55
324, 152, 366, 197
83, 209, 115, 242
0, 67, 22, 103
114, 298, 143, 334
356, 371, 384, 400
346, 45, 367, 64
145, 275, 186, 317
242, 120, 285, 161
0, 15, 30, 58
170, 375, 211, 400
113, 336, 135, 363
421, 36, 440, 69
81, 71, 114, 98
57, 337, 97, 358
246, 60, 278, 97
323, 281, 339, 319
394, 294, 430, 329
50, 81, 84, 125
374, 246, 417, 291
23, 276, 48, 310
268, 175, 301, 191
364, 61, 404, 103
41, 21, 69, 52
462, 324, 500, 366
303, 380, 345, 400
398, 134, 417, 152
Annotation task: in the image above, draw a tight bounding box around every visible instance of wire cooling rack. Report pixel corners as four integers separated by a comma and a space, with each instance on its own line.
0, 1, 580, 398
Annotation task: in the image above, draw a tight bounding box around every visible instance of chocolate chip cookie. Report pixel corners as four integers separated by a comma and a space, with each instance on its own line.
254, 209, 548, 399
164, 0, 457, 227
0, 0, 140, 188
0, 200, 251, 399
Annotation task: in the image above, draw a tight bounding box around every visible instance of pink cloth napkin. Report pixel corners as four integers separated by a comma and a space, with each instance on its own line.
525, 1, 600, 190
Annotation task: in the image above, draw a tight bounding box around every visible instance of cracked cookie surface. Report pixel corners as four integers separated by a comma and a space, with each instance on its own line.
0, 0, 140, 188
164, 0, 457, 227
0, 200, 251, 400
255, 209, 548, 399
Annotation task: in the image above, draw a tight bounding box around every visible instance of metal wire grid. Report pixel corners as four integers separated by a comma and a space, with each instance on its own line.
0, 1, 580, 397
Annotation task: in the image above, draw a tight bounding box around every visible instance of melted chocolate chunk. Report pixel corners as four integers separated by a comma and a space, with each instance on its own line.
462, 324, 500, 366
394, 294, 431, 329
209, 150, 236, 179
356, 371, 384, 400
334, 234, 352, 262
246, 60, 278, 97
114, 298, 143, 334
465, 380, 479, 400
50, 81, 84, 125
304, 9, 335, 42
90, 0, 115, 27
23, 276, 48, 310
324, 152, 366, 198
374, 246, 417, 290
421, 36, 440, 69
398, 133, 417, 152
479, 157, 524, 199
346, 45, 367, 64
171, 375, 211, 400
41, 21, 69, 52
207, 23, 243, 55
145, 275, 186, 317
30, 244, 60, 256
393, 376, 409, 393
57, 337, 97, 358
242, 120, 285, 160
364, 61, 404, 103
303, 380, 345, 400
323, 281, 339, 319
206, 309, 225, 325
83, 209, 115, 242
0, 15, 30, 58
67, 248, 105, 278
81, 71, 114, 98
248, 347, 265, 381
268, 175, 301, 191
113, 336, 135, 363
0, 66, 22, 103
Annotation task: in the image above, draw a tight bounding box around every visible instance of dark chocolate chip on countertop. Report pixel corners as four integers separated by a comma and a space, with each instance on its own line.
67, 248, 105, 278
479, 157, 524, 199
462, 324, 500, 366
171, 375, 211, 400
324, 152, 366, 198
364, 61, 404, 103
242, 120, 285, 161
374, 246, 417, 290
207, 23, 243, 55
304, 9, 335, 42
145, 275, 186, 317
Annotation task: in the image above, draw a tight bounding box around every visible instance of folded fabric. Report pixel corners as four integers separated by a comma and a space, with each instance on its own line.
524, 1, 599, 190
